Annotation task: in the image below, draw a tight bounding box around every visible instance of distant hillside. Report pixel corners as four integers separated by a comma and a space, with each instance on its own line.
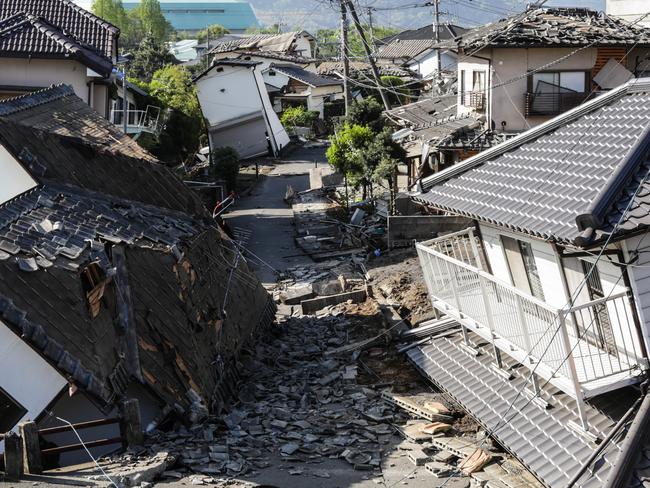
249, 0, 606, 32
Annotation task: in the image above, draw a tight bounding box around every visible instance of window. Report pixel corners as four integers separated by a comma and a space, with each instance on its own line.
501, 236, 545, 300
579, 260, 616, 355
472, 71, 486, 92
531, 71, 587, 94
0, 386, 27, 432
460, 70, 466, 94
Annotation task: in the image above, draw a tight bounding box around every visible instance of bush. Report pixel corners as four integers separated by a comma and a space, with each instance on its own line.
280, 106, 319, 129
211, 147, 240, 191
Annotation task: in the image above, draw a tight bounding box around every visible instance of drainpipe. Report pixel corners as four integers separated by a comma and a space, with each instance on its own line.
602, 382, 650, 488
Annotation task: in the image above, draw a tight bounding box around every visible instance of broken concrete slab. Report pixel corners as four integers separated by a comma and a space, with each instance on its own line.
282, 284, 314, 305
301, 289, 367, 315
425, 461, 454, 477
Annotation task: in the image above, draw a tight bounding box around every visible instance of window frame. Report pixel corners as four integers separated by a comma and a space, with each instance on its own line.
527, 69, 590, 95
0, 386, 27, 432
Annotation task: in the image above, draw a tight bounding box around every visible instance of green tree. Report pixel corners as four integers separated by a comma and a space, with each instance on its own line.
211, 147, 240, 191
381, 75, 409, 106
345, 98, 384, 133
246, 24, 281, 34
367, 128, 407, 213
92, 0, 132, 41
197, 24, 229, 43
280, 106, 319, 130
315, 26, 400, 58
327, 123, 374, 205
128, 35, 175, 82
137, 66, 204, 164
131, 0, 173, 44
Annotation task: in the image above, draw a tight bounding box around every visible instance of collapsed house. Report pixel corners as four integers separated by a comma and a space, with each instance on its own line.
410, 77, 650, 486
0, 85, 274, 461
194, 59, 291, 159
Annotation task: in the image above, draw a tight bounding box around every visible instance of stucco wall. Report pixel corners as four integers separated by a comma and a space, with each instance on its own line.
0, 58, 92, 102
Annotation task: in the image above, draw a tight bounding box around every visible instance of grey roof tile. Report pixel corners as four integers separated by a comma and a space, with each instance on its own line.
416, 78, 650, 245
269, 63, 343, 88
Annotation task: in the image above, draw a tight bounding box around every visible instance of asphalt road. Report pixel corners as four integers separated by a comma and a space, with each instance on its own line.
223, 145, 325, 285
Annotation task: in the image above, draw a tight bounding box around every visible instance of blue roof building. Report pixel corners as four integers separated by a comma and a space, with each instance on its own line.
123, 0, 259, 33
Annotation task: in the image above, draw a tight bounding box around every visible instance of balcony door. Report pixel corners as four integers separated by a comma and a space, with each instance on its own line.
579, 260, 617, 356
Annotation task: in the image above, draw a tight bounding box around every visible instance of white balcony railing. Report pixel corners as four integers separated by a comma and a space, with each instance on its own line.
416, 228, 645, 431
110, 105, 162, 136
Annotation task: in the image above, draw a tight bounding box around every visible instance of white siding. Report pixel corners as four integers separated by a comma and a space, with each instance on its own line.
478, 223, 567, 308
0, 320, 67, 450
0, 143, 37, 204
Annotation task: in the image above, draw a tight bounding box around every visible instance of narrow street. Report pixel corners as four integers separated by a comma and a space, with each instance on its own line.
223, 146, 324, 284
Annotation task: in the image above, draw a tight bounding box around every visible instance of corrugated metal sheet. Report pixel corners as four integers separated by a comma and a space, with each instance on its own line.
406, 331, 638, 487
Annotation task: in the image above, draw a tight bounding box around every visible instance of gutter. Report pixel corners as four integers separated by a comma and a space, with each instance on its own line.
603, 381, 650, 488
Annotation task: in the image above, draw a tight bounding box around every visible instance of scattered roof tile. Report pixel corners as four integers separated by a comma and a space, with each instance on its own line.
269, 63, 342, 88
440, 7, 650, 50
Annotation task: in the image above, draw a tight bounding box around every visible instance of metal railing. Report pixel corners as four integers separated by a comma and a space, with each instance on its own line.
524, 91, 590, 117
416, 228, 644, 430
460, 91, 486, 111
110, 105, 162, 134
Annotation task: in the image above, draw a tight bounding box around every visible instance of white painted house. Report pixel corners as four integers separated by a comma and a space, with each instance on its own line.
194, 59, 290, 159
409, 77, 650, 487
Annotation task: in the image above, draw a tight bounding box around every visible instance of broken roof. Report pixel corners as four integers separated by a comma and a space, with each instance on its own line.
386, 96, 457, 127
0, 84, 154, 162
0, 87, 273, 414
317, 60, 414, 78
380, 23, 467, 44
439, 7, 650, 50
192, 57, 260, 83
0, 0, 118, 69
208, 31, 313, 55
270, 64, 342, 88
376, 39, 436, 60
415, 78, 650, 247
235, 50, 316, 65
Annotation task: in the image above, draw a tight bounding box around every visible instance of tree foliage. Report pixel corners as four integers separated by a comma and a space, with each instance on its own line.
197, 24, 229, 43
280, 106, 319, 129
381, 75, 410, 106
211, 147, 240, 191
128, 35, 175, 83
346, 98, 384, 133
315, 26, 400, 58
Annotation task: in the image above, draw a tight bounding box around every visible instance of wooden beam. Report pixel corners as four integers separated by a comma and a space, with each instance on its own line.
19, 421, 42, 475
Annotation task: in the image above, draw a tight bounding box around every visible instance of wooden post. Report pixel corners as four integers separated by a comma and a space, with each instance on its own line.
19, 421, 42, 475
3, 431, 23, 479
119, 398, 143, 448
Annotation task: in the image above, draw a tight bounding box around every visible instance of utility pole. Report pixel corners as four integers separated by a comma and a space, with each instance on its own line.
433, 0, 441, 76
367, 7, 375, 54
345, 0, 391, 110
340, 0, 351, 116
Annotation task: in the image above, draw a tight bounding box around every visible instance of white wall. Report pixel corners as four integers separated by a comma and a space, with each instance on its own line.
0, 143, 37, 204
196, 63, 289, 155
479, 223, 567, 308
0, 58, 92, 103
407, 50, 457, 79
196, 64, 264, 127
623, 234, 650, 353
607, 0, 650, 26
0, 321, 67, 451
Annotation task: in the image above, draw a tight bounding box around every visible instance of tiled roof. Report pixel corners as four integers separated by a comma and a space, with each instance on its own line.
0, 84, 155, 162
317, 60, 414, 78
415, 78, 650, 246
0, 116, 205, 216
440, 7, 650, 50
270, 63, 342, 88
380, 23, 467, 43
0, 12, 113, 75
208, 31, 312, 55
0, 0, 118, 63
236, 50, 315, 64
386, 97, 457, 127
376, 39, 435, 59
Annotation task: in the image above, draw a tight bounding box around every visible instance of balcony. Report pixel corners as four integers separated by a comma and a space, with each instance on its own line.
524, 91, 590, 117
416, 229, 645, 431
111, 105, 163, 137
460, 91, 485, 111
